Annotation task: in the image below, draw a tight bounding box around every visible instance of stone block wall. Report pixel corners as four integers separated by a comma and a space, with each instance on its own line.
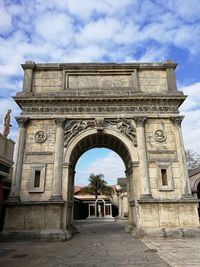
4, 204, 63, 231
138, 70, 168, 93
29, 65, 173, 95
20, 119, 56, 201
139, 202, 199, 228
145, 118, 183, 199
32, 70, 63, 93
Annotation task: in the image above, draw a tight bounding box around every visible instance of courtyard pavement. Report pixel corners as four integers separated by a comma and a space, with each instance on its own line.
0, 219, 199, 267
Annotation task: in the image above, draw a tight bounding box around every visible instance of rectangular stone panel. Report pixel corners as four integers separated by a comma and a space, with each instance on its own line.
178, 203, 199, 227
4, 206, 25, 230
25, 152, 53, 164
44, 205, 62, 229
158, 203, 179, 227
148, 150, 176, 162
25, 206, 45, 230
67, 73, 133, 88
140, 204, 160, 228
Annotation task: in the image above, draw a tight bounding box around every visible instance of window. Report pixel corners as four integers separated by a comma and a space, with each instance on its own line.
34, 170, 41, 188
29, 164, 46, 193
161, 169, 168, 186
157, 163, 174, 191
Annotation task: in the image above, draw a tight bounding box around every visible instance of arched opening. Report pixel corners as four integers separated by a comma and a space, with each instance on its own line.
64, 131, 137, 228
74, 148, 125, 219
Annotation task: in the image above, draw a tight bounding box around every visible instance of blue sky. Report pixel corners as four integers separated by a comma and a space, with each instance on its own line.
0, 0, 200, 185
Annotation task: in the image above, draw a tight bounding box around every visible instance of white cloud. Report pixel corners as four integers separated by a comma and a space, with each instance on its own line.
77, 17, 121, 45
166, 0, 200, 22
34, 12, 74, 46
75, 151, 125, 186
0, 5, 12, 34
180, 82, 200, 152
180, 82, 200, 112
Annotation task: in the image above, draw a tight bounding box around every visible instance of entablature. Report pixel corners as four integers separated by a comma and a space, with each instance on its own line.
13, 94, 185, 116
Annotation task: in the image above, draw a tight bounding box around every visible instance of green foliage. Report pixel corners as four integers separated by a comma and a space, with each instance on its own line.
80, 173, 113, 199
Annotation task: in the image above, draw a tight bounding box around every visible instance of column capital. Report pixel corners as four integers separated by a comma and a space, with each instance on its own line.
134, 116, 147, 126
16, 117, 29, 127
21, 61, 36, 70
62, 162, 73, 169
54, 118, 67, 128
170, 116, 184, 126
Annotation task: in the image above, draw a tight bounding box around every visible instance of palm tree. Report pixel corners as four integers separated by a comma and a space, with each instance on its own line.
80, 173, 113, 199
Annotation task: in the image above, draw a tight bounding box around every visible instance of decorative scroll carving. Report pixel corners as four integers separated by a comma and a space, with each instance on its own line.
34, 131, 47, 143
64, 120, 96, 145
154, 130, 166, 142
95, 118, 104, 132
134, 116, 147, 126
170, 116, 183, 127
105, 118, 137, 146
16, 117, 29, 128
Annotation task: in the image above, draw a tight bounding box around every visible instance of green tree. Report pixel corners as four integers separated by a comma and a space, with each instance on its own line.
80, 173, 113, 199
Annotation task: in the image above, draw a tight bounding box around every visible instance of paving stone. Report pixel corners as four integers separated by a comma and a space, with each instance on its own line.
0, 220, 174, 267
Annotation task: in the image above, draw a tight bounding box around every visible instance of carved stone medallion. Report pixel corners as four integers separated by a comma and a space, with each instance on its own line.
34, 131, 47, 143
154, 129, 166, 142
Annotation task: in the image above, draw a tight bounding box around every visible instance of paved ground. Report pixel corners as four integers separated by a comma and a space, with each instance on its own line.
0, 220, 199, 267
143, 238, 200, 267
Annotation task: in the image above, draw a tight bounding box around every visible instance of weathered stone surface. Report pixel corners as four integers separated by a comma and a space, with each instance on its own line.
4, 61, 199, 238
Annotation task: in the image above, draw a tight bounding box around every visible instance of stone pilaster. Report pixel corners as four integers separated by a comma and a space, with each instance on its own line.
132, 69, 139, 91
135, 117, 151, 198
22, 61, 35, 93
9, 117, 29, 201
171, 116, 191, 196
165, 60, 177, 91
50, 118, 66, 201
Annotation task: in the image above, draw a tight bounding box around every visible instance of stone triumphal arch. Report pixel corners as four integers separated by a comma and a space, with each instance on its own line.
3, 61, 200, 240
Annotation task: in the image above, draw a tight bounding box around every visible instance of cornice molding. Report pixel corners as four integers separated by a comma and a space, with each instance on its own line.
21, 61, 177, 70
13, 93, 186, 102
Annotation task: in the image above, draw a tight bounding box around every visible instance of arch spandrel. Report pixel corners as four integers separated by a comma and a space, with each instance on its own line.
64, 128, 138, 170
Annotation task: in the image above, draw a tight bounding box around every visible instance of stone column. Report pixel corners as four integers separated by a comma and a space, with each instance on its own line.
171, 116, 191, 196
22, 61, 35, 93
9, 117, 29, 201
50, 118, 65, 201
135, 117, 151, 197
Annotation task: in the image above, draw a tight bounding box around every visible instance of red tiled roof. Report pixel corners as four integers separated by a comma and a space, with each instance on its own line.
74, 185, 83, 193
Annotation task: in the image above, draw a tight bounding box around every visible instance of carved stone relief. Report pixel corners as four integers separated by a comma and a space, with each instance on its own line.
34, 130, 47, 143
63, 118, 138, 146
64, 120, 96, 145
154, 129, 166, 142
105, 118, 137, 146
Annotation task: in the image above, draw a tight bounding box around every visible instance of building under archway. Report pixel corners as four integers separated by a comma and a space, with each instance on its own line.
3, 61, 200, 240
73, 148, 125, 220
